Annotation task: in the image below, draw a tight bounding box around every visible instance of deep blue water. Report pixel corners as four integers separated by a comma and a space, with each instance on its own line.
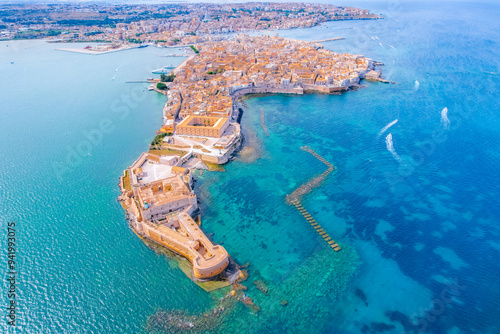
1, 1, 499, 333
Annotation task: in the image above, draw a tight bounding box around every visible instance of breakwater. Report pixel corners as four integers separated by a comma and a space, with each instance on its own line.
286, 146, 341, 251
286, 146, 336, 204
313, 37, 345, 43
290, 198, 342, 252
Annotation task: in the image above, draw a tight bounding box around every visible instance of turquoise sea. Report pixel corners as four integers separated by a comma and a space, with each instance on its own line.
1, 1, 500, 333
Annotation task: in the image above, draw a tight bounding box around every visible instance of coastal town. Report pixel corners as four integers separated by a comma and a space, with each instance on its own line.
0, 2, 381, 46
4, 0, 497, 332
0, 0, 384, 289
118, 33, 382, 283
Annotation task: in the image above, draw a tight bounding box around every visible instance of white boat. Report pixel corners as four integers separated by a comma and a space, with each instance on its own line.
152, 66, 175, 74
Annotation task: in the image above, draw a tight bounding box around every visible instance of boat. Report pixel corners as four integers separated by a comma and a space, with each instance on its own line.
148, 84, 156, 91
152, 66, 175, 74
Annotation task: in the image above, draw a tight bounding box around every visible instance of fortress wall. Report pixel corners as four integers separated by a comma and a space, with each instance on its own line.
142, 223, 193, 259
142, 197, 196, 221
230, 86, 304, 100
133, 217, 229, 279
192, 253, 229, 279
301, 84, 348, 93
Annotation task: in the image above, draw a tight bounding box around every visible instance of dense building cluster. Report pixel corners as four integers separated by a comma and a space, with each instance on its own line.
0, 2, 380, 44
161, 35, 373, 135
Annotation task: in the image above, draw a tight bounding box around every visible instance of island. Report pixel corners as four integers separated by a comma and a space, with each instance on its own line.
118, 34, 383, 284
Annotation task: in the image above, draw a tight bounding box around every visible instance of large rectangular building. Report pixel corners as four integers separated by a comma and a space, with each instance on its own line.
175, 115, 229, 138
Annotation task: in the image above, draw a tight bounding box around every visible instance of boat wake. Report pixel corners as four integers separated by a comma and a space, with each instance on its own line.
414, 80, 420, 90
377, 119, 398, 139
441, 107, 450, 129
385, 133, 402, 162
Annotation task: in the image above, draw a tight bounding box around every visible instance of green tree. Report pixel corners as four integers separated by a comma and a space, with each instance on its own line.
160, 73, 176, 82
190, 45, 199, 53
126, 38, 142, 44
151, 132, 168, 147
156, 82, 168, 90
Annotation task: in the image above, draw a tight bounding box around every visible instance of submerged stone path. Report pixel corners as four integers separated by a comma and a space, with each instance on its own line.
286, 146, 335, 203
260, 108, 269, 136
287, 146, 341, 252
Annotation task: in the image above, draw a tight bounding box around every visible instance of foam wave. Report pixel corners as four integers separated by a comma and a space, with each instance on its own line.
441, 107, 450, 129
377, 119, 398, 139
386, 133, 402, 162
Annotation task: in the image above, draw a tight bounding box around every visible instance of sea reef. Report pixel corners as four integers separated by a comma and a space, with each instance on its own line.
145, 246, 360, 334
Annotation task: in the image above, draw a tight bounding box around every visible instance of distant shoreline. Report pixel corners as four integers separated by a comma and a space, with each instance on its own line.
55, 44, 142, 55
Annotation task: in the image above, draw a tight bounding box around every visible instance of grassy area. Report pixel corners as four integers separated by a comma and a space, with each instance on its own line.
13, 29, 63, 39
122, 170, 132, 191
148, 148, 187, 156
150, 132, 168, 146
168, 144, 191, 149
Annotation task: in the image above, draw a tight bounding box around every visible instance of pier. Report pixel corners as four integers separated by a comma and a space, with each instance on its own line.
287, 147, 341, 251
313, 37, 345, 43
